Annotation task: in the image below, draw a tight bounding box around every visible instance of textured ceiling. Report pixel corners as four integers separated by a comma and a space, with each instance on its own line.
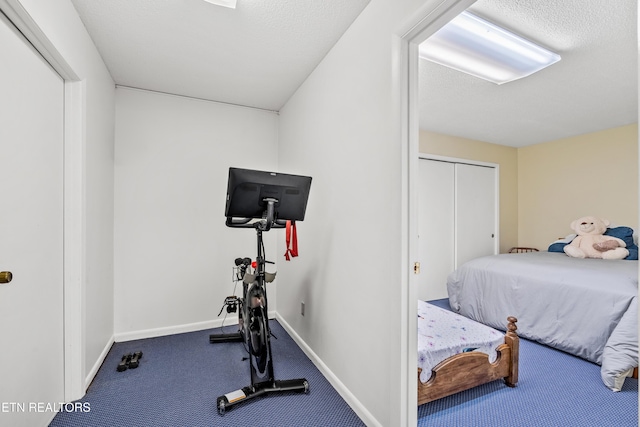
70, 0, 637, 147
419, 0, 638, 147
69, 0, 370, 111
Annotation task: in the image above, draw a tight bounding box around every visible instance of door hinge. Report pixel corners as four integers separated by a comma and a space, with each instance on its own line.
413, 262, 420, 274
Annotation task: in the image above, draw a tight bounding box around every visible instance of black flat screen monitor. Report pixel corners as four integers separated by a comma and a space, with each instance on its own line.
225, 168, 312, 222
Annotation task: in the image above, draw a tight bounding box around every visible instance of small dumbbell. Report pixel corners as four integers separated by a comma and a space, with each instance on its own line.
128, 351, 143, 369
117, 353, 132, 372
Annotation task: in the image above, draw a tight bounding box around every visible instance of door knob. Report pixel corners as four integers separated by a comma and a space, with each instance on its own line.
0, 271, 12, 284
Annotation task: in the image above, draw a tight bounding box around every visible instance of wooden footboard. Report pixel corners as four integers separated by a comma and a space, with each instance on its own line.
418, 316, 518, 405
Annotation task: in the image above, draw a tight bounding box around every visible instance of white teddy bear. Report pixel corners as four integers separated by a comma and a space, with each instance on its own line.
563, 216, 629, 260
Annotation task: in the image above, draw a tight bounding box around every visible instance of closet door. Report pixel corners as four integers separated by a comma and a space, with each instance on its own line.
455, 163, 496, 267
0, 12, 65, 427
417, 159, 454, 301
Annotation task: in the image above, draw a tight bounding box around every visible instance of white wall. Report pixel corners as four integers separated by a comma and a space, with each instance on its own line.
15, 0, 116, 394
84, 75, 116, 382
276, 1, 459, 425
114, 87, 280, 337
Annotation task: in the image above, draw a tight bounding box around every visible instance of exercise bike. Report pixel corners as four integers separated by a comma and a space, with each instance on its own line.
209, 167, 312, 415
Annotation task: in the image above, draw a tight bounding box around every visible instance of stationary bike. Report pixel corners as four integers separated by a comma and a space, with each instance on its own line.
209, 198, 309, 415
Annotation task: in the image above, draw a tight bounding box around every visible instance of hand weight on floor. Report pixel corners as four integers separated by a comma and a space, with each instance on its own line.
116, 351, 143, 372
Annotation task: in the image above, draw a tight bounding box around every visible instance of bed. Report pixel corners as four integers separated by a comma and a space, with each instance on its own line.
447, 251, 638, 391
417, 300, 519, 405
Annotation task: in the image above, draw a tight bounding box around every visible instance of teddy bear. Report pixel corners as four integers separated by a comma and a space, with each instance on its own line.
563, 216, 629, 260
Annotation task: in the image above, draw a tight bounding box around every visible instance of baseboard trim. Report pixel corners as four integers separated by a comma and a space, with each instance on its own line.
98, 312, 377, 425
275, 313, 382, 427
114, 311, 276, 342
85, 335, 115, 391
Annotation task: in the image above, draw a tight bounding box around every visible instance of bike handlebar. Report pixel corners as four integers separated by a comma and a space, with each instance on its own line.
225, 197, 289, 231
225, 217, 287, 229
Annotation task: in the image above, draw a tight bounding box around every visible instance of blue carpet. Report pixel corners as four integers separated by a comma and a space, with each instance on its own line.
49, 301, 638, 427
420, 299, 638, 427
49, 320, 364, 427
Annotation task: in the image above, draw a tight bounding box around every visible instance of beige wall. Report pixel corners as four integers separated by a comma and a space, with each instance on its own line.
419, 124, 638, 254
518, 124, 638, 250
419, 130, 519, 253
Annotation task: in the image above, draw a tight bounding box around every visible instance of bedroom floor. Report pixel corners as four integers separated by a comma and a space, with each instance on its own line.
420, 299, 638, 427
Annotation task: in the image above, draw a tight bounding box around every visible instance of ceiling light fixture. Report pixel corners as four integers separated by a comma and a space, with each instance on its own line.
419, 11, 560, 85
203, 0, 237, 9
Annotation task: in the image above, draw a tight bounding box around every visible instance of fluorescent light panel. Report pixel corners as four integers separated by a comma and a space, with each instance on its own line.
419, 11, 560, 84
203, 0, 237, 9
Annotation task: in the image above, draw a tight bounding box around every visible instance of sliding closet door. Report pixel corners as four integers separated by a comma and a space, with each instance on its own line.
417, 159, 454, 301
418, 158, 498, 301
455, 163, 496, 267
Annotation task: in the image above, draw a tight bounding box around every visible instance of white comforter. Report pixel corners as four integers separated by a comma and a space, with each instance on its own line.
447, 252, 638, 391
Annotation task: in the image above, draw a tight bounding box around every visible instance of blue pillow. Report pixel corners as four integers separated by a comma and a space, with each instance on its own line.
605, 227, 638, 260
548, 242, 567, 253
549, 227, 638, 260
605, 226, 635, 247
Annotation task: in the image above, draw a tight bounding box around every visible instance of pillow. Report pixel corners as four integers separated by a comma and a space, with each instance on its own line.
605, 226, 635, 247
548, 242, 567, 253
604, 227, 638, 260
547, 234, 576, 253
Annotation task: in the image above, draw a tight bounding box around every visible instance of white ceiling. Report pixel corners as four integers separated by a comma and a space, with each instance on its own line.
70, 0, 637, 147
69, 0, 370, 111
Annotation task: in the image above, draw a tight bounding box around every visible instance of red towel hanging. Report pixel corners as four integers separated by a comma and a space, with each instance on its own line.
284, 220, 298, 260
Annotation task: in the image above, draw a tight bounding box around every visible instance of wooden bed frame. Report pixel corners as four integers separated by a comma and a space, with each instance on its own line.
418, 316, 519, 405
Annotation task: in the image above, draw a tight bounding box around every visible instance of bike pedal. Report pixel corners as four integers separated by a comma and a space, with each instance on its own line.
117, 353, 132, 372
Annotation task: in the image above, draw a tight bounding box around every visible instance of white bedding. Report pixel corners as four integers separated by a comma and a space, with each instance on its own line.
417, 300, 504, 383
447, 251, 638, 391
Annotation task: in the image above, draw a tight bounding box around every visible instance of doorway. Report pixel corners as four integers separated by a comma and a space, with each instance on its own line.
394, 1, 477, 425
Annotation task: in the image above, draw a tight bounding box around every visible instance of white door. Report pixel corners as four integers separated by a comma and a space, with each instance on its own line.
417, 159, 454, 301
455, 163, 496, 267
0, 12, 65, 427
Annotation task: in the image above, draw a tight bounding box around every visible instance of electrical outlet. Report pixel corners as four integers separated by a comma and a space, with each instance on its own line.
301, 301, 305, 316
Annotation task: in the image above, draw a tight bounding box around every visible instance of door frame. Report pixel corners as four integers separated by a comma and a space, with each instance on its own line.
419, 154, 500, 258
0, 0, 86, 401
392, 0, 477, 424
